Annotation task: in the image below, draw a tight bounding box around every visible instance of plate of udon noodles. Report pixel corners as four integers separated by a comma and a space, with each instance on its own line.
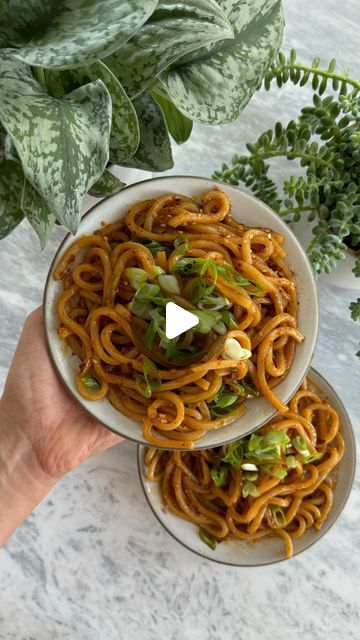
44, 176, 318, 449
139, 369, 355, 565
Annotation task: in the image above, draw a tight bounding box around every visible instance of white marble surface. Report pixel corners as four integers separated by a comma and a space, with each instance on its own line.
1, 2, 360, 638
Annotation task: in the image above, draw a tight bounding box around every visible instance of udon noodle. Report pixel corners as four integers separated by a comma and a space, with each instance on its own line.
145, 377, 344, 558
54, 188, 304, 448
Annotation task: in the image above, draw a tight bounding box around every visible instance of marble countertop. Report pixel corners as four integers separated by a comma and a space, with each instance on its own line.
0, 2, 359, 638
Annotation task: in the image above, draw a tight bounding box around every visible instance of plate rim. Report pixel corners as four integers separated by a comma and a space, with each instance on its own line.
43, 174, 319, 449
136, 366, 356, 567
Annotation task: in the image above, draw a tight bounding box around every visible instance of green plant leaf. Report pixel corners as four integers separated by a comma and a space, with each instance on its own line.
0, 159, 24, 238
89, 170, 126, 197
21, 180, 56, 249
151, 91, 193, 144
4, 133, 20, 163
1, 0, 158, 69
45, 61, 139, 162
104, 0, 233, 98
0, 51, 112, 234
158, 0, 284, 124
0, 128, 6, 158
121, 92, 173, 171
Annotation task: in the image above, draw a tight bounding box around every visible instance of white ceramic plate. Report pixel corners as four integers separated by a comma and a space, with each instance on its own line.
137, 368, 356, 566
44, 176, 319, 448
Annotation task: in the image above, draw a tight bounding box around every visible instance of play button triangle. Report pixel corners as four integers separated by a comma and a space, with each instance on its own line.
165, 302, 199, 340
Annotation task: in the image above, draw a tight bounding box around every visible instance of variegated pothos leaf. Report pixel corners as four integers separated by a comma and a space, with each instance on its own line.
4, 133, 20, 163
151, 91, 193, 144
0, 50, 112, 234
0, 130, 6, 157
103, 0, 233, 98
45, 62, 139, 162
0, 159, 24, 239
159, 0, 284, 124
21, 180, 56, 249
1, 0, 158, 69
120, 92, 173, 172
89, 170, 126, 197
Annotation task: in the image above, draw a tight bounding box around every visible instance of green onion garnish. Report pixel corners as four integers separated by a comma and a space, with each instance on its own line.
136, 283, 162, 301
293, 436, 310, 457
143, 356, 161, 388
198, 528, 217, 550
129, 299, 152, 319
221, 309, 238, 329
136, 238, 169, 254
261, 464, 288, 480
165, 340, 200, 361
174, 236, 189, 256
192, 309, 221, 334
81, 376, 100, 390
292, 436, 323, 462
135, 357, 161, 398
241, 381, 260, 397
208, 383, 243, 417
144, 318, 157, 350
158, 274, 181, 294
197, 292, 230, 311
153, 265, 165, 276
242, 480, 260, 498
245, 430, 290, 461
271, 505, 286, 528
286, 455, 297, 469
214, 321, 227, 335
210, 465, 229, 487
243, 471, 259, 481
170, 257, 264, 299
123, 267, 148, 290
135, 375, 152, 399
222, 439, 244, 469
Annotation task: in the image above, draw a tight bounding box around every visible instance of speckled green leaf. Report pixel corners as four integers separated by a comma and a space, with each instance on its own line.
89, 170, 126, 197
1, 0, 158, 69
45, 62, 139, 162
0, 159, 24, 238
121, 93, 173, 172
151, 91, 193, 144
0, 126, 6, 157
4, 133, 20, 163
104, 0, 233, 99
159, 0, 284, 124
0, 51, 112, 234
22, 180, 56, 249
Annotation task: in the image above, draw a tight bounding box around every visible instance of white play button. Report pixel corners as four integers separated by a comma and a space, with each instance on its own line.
165, 302, 199, 340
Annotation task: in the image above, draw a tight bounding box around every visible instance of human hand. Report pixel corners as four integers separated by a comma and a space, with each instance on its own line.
0, 306, 122, 544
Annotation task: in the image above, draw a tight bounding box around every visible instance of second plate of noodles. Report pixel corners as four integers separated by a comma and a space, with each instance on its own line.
139, 368, 355, 565
44, 176, 319, 449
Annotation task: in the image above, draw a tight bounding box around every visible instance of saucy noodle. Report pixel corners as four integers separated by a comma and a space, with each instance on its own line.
55, 189, 304, 448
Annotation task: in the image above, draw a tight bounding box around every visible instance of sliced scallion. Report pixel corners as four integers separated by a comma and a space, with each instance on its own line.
158, 274, 181, 294
285, 455, 297, 469
174, 236, 189, 256
271, 505, 286, 528
192, 309, 221, 334
221, 309, 238, 329
123, 267, 148, 290
261, 464, 288, 480
210, 465, 229, 487
153, 265, 165, 276
81, 376, 100, 390
222, 440, 244, 469
242, 480, 260, 498
198, 528, 217, 550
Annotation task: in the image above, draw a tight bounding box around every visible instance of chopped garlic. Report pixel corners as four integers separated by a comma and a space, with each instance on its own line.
221, 337, 252, 361
241, 463, 258, 472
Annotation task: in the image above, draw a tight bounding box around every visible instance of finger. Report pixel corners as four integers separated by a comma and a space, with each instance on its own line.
88, 425, 123, 457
